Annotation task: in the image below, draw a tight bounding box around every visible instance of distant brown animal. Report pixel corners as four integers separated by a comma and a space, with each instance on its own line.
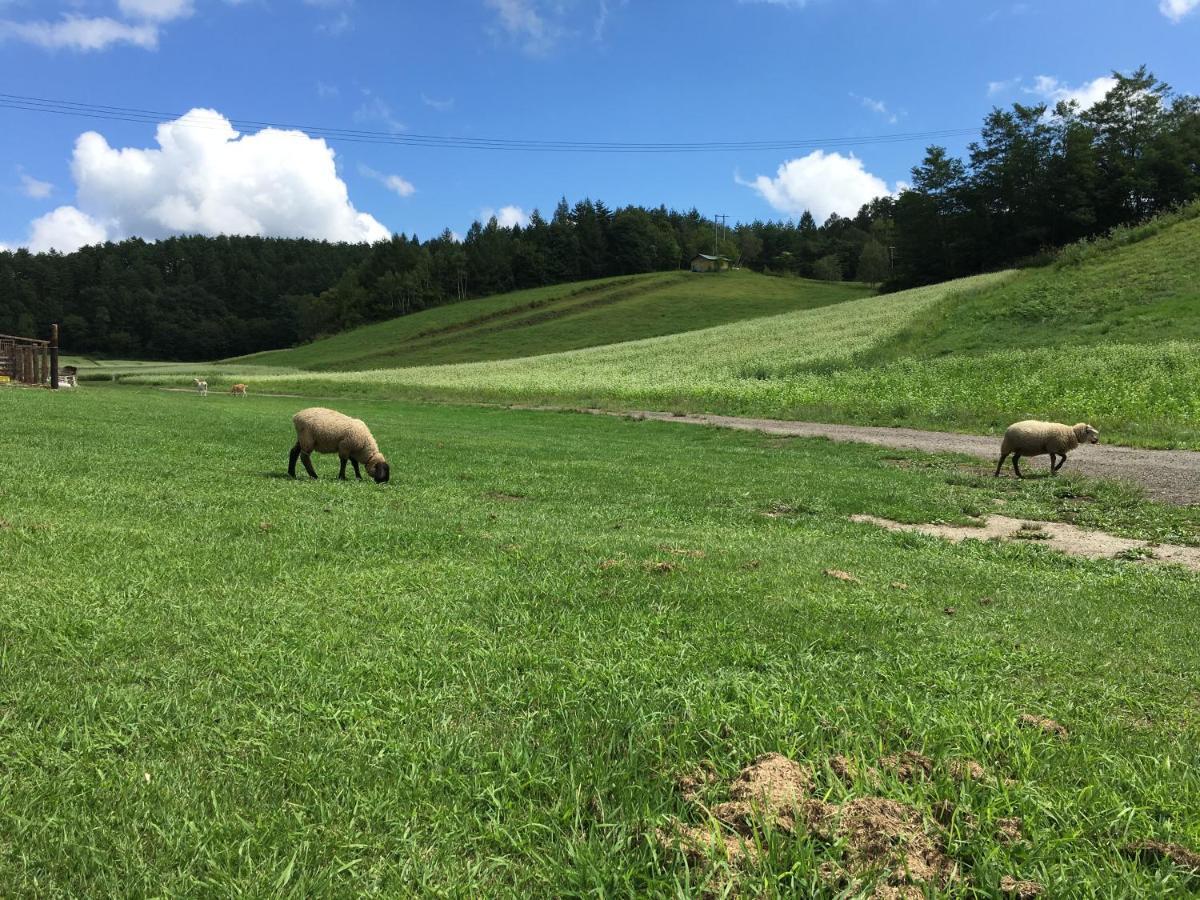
230, 383, 247, 397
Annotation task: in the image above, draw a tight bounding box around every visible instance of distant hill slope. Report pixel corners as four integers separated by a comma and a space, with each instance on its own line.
233, 271, 875, 371
872, 207, 1200, 361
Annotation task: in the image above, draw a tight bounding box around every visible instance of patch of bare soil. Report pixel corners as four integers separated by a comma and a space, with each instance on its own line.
645, 561, 679, 574
1123, 839, 1200, 873
659, 752, 958, 896
824, 568, 861, 583
711, 752, 814, 833
660, 546, 706, 558
1018, 714, 1069, 741
995, 817, 1025, 845
1000, 875, 1045, 897
878, 751, 933, 782
850, 514, 1200, 573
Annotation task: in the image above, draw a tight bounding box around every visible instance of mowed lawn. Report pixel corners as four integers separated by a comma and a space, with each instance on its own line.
2, 386, 1199, 896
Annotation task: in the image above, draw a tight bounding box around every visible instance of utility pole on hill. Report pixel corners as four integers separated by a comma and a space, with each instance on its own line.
713, 214, 728, 257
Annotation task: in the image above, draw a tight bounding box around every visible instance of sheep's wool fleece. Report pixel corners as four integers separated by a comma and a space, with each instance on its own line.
293, 407, 380, 457
1001, 420, 1082, 456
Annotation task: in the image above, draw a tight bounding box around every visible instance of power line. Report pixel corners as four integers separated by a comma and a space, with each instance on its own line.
0, 92, 981, 154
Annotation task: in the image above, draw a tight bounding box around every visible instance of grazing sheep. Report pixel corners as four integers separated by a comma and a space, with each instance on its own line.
289, 407, 390, 483
995, 420, 1100, 478
193, 378, 208, 396
230, 383, 247, 397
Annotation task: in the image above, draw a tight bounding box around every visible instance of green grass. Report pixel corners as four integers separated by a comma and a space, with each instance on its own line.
2, 385, 1200, 895
873, 208, 1200, 360
235, 271, 874, 371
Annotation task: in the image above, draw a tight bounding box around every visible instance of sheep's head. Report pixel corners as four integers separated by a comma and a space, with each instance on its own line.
1076, 423, 1100, 444
368, 455, 390, 484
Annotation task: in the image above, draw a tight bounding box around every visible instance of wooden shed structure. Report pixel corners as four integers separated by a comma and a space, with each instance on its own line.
690, 253, 730, 273
0, 325, 62, 387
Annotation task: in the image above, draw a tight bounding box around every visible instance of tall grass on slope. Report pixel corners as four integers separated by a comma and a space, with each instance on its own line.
170, 274, 1001, 403
234, 271, 873, 372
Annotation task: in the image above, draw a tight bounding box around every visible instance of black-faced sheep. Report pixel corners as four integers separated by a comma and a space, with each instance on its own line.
994, 420, 1100, 478
289, 407, 390, 483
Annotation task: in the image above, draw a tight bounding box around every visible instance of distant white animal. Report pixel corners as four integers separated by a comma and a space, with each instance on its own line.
194, 378, 208, 396
995, 420, 1100, 479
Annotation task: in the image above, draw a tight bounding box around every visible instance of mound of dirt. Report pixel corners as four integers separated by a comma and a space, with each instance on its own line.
1000, 875, 1045, 897
828, 796, 958, 897
995, 817, 1025, 845
1123, 839, 1200, 872
824, 568, 860, 583
660, 752, 958, 896
712, 752, 814, 833
1018, 714, 1069, 741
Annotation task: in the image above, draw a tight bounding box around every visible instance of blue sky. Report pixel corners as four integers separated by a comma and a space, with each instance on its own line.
1, 0, 1197, 252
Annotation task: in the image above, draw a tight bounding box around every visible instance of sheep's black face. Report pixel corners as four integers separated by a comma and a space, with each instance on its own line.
373, 461, 390, 484
1086, 426, 1100, 444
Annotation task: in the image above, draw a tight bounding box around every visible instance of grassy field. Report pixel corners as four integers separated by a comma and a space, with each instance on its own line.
871, 206, 1200, 360
2, 385, 1200, 895
234, 271, 874, 371
115, 207, 1199, 449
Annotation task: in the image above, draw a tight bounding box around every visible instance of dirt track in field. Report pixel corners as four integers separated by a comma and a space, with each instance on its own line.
601, 410, 1200, 507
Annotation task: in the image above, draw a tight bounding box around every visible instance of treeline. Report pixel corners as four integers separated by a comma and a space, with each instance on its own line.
2, 66, 1196, 360
883, 67, 1200, 286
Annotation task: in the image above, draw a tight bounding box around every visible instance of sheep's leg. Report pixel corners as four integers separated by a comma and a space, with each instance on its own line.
1048, 453, 1058, 474
300, 451, 318, 480
338, 456, 349, 480
351, 459, 362, 480
1053, 454, 1067, 473
288, 443, 301, 478
994, 452, 1009, 476
1012, 453, 1024, 479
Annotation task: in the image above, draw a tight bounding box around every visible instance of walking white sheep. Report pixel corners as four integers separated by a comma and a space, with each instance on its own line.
995, 420, 1100, 478
193, 378, 208, 396
289, 407, 390, 483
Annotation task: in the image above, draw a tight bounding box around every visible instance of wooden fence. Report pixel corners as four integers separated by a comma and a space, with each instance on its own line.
0, 325, 61, 388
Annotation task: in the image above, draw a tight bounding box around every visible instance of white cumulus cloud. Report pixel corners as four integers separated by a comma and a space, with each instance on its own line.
738, 151, 895, 222
359, 164, 416, 198
30, 207, 109, 253
25, 108, 390, 254
117, 0, 194, 22
1160, 0, 1200, 22
480, 205, 530, 228
0, 15, 159, 51
1028, 74, 1117, 111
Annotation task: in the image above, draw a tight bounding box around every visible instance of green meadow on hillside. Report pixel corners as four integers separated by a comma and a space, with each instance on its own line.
235, 270, 874, 371
2, 385, 1199, 895
123, 208, 1195, 449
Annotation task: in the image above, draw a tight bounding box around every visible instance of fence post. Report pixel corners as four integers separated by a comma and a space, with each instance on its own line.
50, 324, 59, 390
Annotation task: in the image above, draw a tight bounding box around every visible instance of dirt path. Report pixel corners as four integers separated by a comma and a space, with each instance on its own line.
604, 411, 1200, 507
